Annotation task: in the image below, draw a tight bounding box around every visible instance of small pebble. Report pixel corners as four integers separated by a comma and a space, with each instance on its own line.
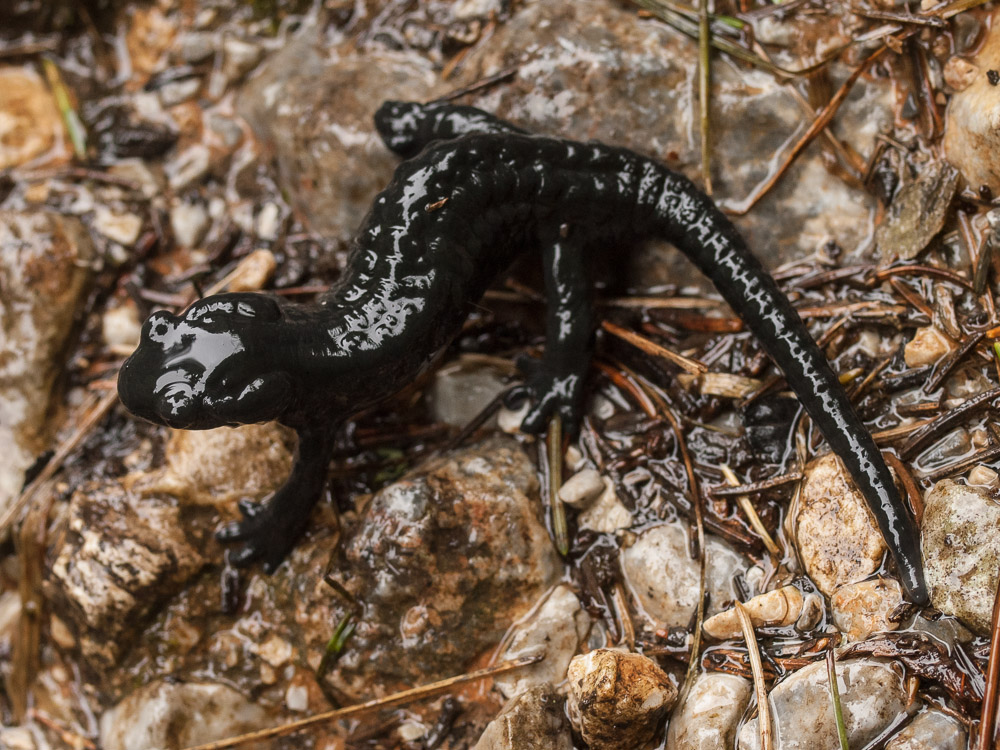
102, 302, 142, 350
558, 468, 605, 508
498, 401, 530, 434
223, 38, 264, 80
943, 57, 978, 91
226, 249, 277, 292
968, 464, 998, 486
666, 672, 751, 750
578, 478, 632, 533
158, 77, 201, 108
904, 325, 955, 368
170, 200, 209, 248
167, 144, 211, 191
256, 201, 282, 241
794, 453, 886, 596
567, 649, 676, 750
93, 206, 143, 246
702, 586, 803, 640
285, 683, 308, 713
831, 578, 904, 641
179, 31, 215, 63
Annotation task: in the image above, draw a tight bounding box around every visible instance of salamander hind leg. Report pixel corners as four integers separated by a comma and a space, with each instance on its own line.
505, 235, 593, 435
216, 426, 334, 572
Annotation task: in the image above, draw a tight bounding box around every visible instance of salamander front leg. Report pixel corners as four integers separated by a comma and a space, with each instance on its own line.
216, 425, 334, 572
506, 235, 592, 435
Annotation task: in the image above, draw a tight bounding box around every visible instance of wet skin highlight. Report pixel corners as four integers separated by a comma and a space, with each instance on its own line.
118, 101, 928, 604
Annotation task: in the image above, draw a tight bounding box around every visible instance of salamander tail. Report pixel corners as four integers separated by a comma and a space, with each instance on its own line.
650, 168, 928, 605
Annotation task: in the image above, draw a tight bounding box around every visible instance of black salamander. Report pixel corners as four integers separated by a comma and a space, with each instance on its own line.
117, 101, 928, 604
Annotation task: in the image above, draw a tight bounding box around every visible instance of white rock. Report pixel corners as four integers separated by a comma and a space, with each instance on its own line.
666, 672, 752, 750
99, 681, 270, 750
884, 708, 966, 750
225, 248, 277, 293
558, 468, 605, 508
567, 649, 676, 750
93, 205, 143, 246
943, 56, 978, 91
170, 201, 209, 248
921, 478, 1000, 635
101, 303, 141, 350
107, 158, 162, 198
578, 478, 632, 533
495, 584, 591, 699
622, 523, 746, 629
738, 659, 909, 750
793, 453, 886, 596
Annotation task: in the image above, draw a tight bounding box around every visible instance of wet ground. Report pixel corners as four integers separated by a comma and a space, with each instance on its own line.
1, 1, 999, 749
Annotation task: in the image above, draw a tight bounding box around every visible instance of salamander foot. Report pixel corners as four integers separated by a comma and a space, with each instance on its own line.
217, 496, 310, 573
505, 354, 587, 435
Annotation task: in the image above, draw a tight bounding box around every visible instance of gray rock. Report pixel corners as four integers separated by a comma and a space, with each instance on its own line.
495, 583, 591, 699
666, 672, 752, 750
453, 0, 887, 280
99, 681, 271, 750
567, 649, 677, 750
0, 210, 96, 522
738, 659, 909, 750
429, 357, 509, 428
239, 31, 440, 245
621, 523, 746, 629
884, 709, 966, 750
921, 478, 1000, 635
324, 436, 561, 700
47, 484, 206, 668
473, 684, 572, 750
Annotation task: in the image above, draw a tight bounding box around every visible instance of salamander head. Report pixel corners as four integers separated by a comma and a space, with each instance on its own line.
118, 293, 291, 429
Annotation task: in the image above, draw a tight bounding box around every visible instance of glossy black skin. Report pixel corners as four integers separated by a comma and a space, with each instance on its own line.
118, 101, 928, 604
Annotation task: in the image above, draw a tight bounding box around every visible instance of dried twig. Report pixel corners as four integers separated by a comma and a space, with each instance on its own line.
601, 320, 707, 374
977, 575, 1000, 750
900, 387, 1000, 458
719, 464, 781, 557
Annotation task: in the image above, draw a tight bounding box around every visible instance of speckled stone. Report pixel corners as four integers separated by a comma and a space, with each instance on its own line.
921, 479, 1000, 635
793, 453, 887, 596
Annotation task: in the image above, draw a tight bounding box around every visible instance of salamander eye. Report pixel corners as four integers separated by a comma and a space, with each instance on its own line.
144, 312, 175, 343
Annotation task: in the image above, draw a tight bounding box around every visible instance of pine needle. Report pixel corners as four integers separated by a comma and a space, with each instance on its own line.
735, 600, 773, 750
826, 649, 850, 750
